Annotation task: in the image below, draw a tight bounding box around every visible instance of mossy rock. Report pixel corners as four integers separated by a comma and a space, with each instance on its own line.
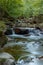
0, 58, 6, 64
0, 21, 6, 31
0, 31, 8, 48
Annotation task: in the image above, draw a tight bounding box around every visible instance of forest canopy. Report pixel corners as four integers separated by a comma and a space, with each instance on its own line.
0, 0, 43, 18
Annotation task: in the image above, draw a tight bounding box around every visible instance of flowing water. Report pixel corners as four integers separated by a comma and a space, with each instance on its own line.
0, 28, 43, 65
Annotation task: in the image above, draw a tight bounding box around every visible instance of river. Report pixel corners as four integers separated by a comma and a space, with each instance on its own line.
0, 28, 43, 65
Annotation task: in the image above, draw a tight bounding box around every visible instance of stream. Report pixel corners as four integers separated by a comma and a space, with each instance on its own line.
0, 28, 43, 65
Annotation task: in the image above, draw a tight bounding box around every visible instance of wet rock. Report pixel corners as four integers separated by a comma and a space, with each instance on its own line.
4, 59, 15, 65
35, 27, 42, 31
0, 52, 15, 65
0, 52, 14, 59
38, 56, 43, 60
4, 28, 13, 35
14, 28, 29, 35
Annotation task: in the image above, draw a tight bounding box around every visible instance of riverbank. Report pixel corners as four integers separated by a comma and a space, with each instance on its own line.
0, 14, 43, 31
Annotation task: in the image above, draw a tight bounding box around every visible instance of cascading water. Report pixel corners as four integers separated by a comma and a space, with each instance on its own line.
0, 28, 43, 65
7, 28, 43, 40
16, 28, 43, 65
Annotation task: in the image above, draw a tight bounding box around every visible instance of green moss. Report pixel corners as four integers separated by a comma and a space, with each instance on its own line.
0, 31, 8, 48
0, 21, 6, 31
0, 58, 6, 63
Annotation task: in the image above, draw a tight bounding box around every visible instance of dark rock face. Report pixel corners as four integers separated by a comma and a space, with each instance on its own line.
35, 27, 41, 31
4, 29, 13, 35
15, 28, 29, 35
38, 56, 43, 59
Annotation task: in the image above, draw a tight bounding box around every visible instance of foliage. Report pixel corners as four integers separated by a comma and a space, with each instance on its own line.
0, 0, 43, 18
0, 0, 25, 18
23, 0, 43, 17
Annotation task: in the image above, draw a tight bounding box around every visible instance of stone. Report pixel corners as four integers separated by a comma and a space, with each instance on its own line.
0, 52, 15, 65
15, 28, 29, 35
0, 31, 7, 48
4, 28, 13, 35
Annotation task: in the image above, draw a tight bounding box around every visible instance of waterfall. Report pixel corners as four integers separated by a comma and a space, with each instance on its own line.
11, 28, 15, 34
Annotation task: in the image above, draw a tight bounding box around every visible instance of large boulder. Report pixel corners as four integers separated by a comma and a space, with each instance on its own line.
14, 28, 29, 35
